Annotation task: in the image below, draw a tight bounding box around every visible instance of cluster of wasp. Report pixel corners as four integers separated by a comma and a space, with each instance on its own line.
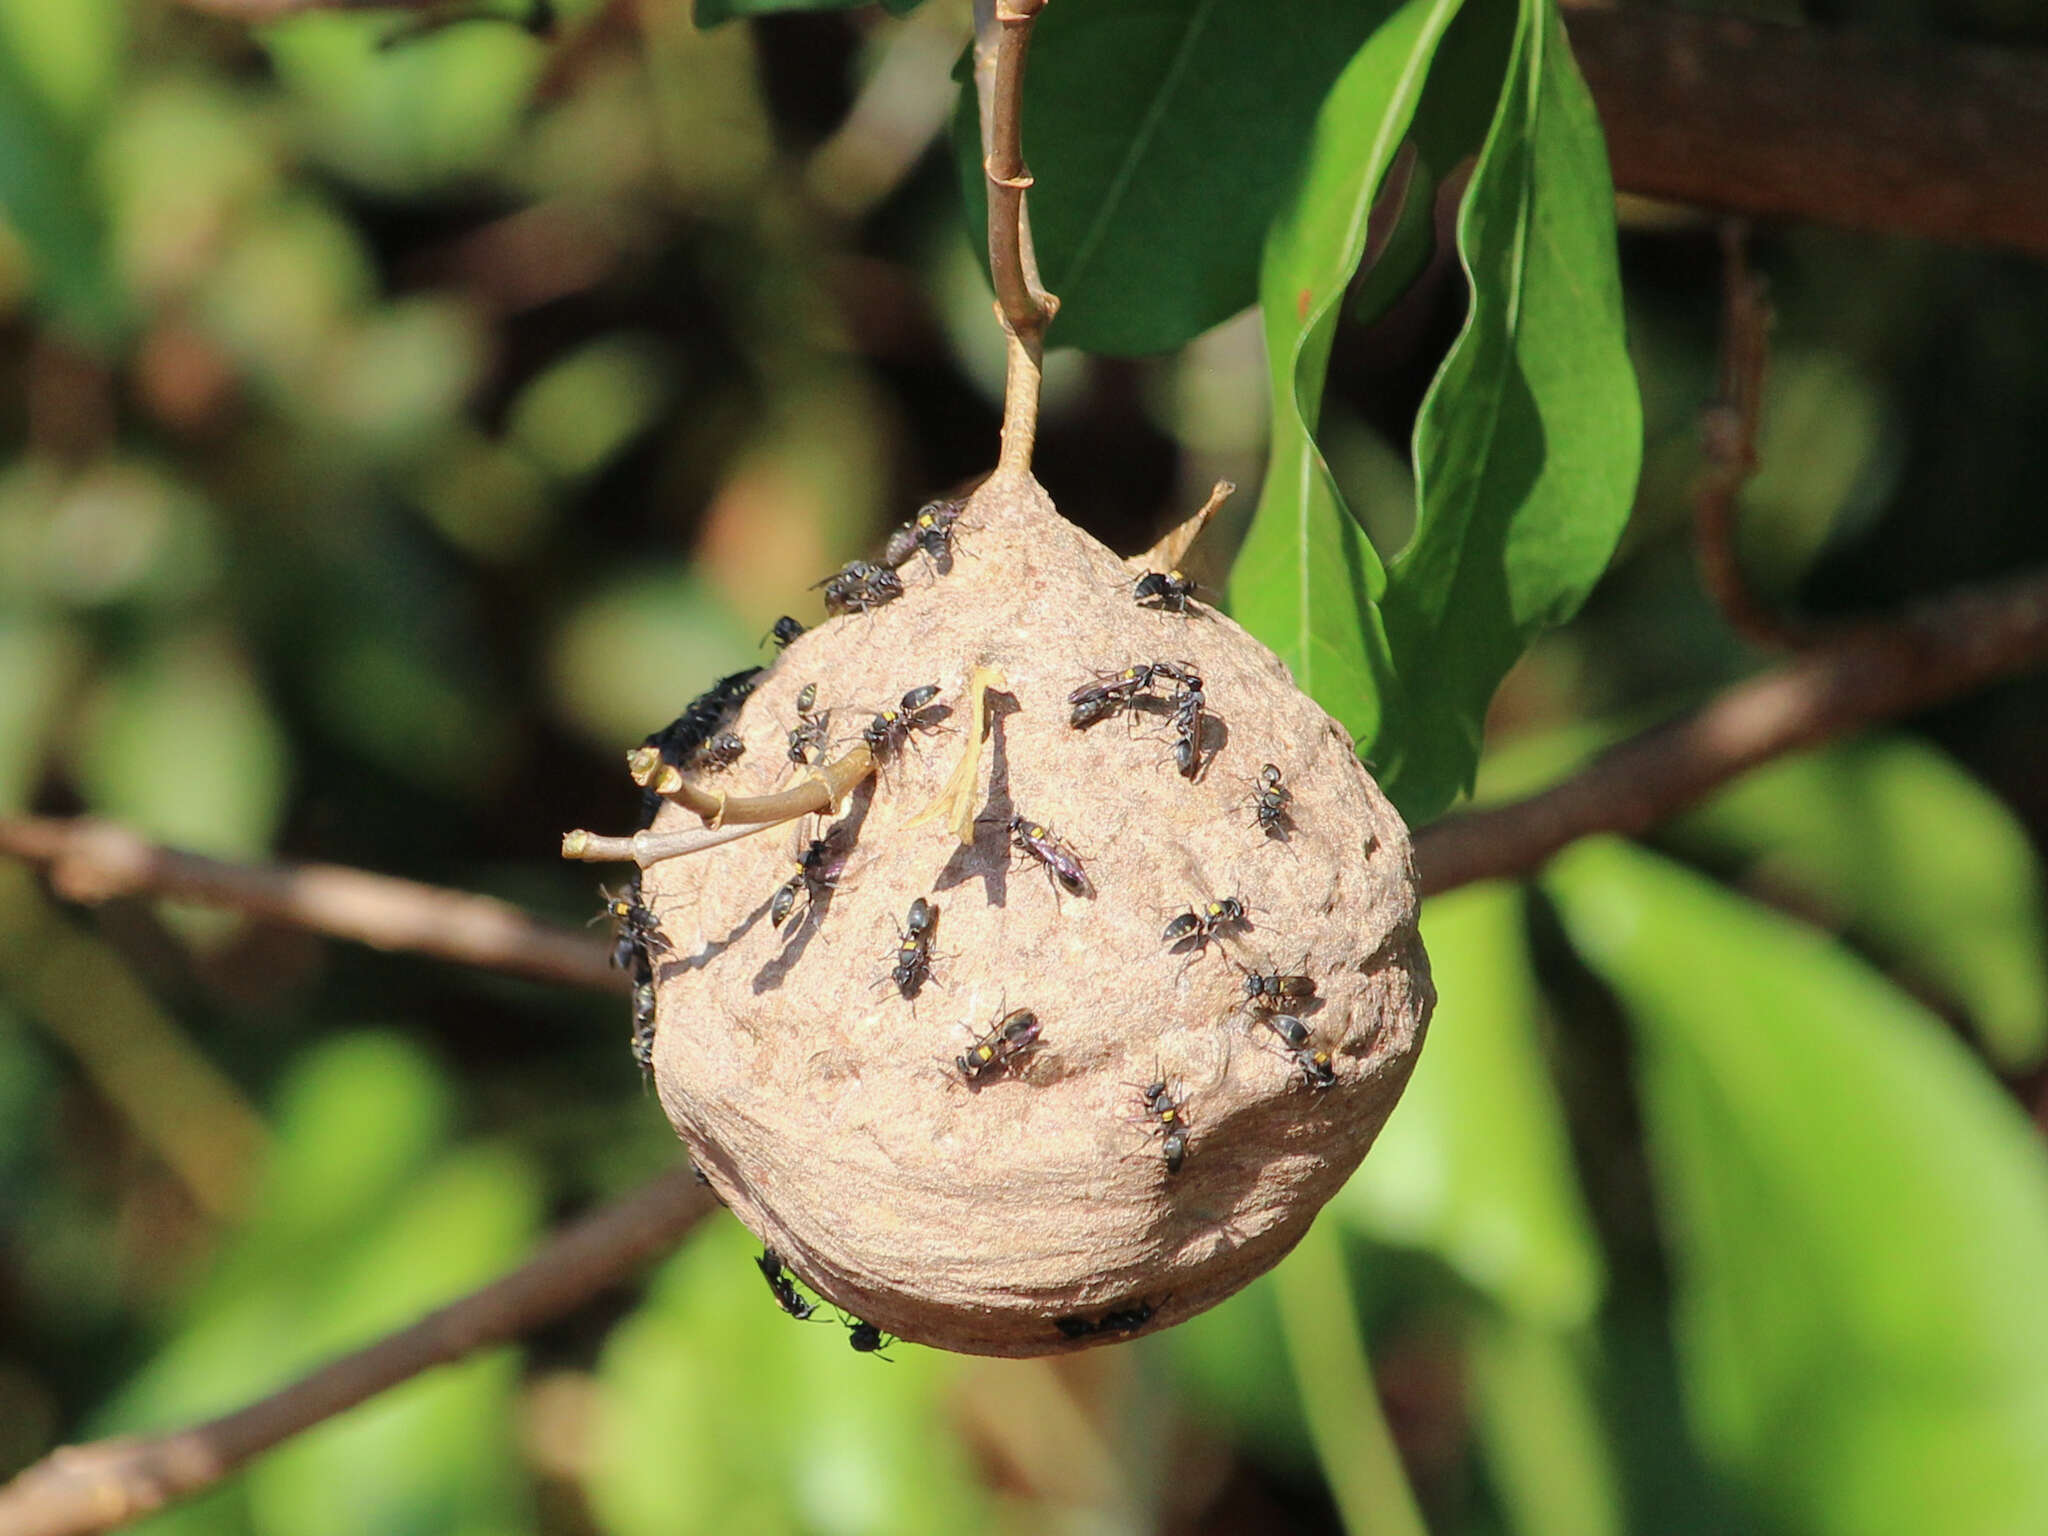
598, 497, 1336, 1349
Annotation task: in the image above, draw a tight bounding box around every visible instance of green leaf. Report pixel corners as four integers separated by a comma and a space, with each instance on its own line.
0, 22, 122, 340
955, 0, 1413, 358
73, 628, 289, 860
1380, 0, 1641, 821
1226, 0, 1463, 749
1340, 881, 1603, 1327
1547, 840, 2048, 1536
0, 613, 80, 814
587, 1218, 985, 1536
1672, 737, 2048, 1070
1466, 1312, 1622, 1536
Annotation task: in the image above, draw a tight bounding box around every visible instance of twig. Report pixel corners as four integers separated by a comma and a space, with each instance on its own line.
624, 743, 876, 825
0, 818, 620, 993
975, 0, 1056, 481
1135, 480, 1234, 574
174, 0, 434, 15
0, 1169, 717, 1536
1694, 221, 1808, 649
1413, 564, 2048, 896
1566, 6, 2048, 260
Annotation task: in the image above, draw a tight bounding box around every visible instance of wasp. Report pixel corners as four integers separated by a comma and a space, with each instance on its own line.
1167, 677, 1208, 779
1007, 815, 1090, 896
888, 896, 939, 999
629, 981, 656, 1077
1134, 1078, 1191, 1174
1053, 1299, 1157, 1340
636, 667, 761, 821
1067, 664, 1161, 729
814, 560, 904, 616
755, 1247, 817, 1322
1260, 1012, 1312, 1050
693, 730, 745, 770
787, 682, 830, 765
862, 684, 945, 757
597, 883, 671, 972
882, 498, 964, 571
770, 833, 844, 930
846, 1319, 895, 1358
1249, 762, 1291, 834
1161, 896, 1246, 953
1242, 969, 1316, 1011
1291, 1045, 1338, 1090
765, 615, 805, 650
957, 1007, 1041, 1082
1133, 568, 1197, 614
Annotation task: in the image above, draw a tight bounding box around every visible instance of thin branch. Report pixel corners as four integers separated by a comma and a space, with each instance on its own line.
1413, 564, 2048, 897
624, 743, 876, 825
0, 818, 620, 993
1694, 220, 1811, 650
1567, 6, 2048, 260
1135, 480, 1235, 574
0, 1169, 716, 1536
976, 0, 1055, 482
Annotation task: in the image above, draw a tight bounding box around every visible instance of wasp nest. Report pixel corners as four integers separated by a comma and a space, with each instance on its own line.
636, 473, 1432, 1357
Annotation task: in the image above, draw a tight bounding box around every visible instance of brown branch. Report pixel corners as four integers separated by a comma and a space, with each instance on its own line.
0, 1169, 716, 1536
1567, 6, 2048, 260
976, 0, 1056, 482
174, 0, 434, 16
1413, 565, 2048, 897
0, 818, 620, 994
1693, 220, 1812, 650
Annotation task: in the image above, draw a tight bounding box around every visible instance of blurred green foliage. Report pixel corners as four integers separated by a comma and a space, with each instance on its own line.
3, 2, 2048, 1535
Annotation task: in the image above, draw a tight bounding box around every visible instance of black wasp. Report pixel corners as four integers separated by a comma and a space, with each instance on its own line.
597, 883, 671, 973
765, 615, 805, 650
1260, 1012, 1311, 1050
770, 832, 844, 930
882, 498, 964, 571
1068, 664, 1155, 729
957, 1007, 1041, 1082
1166, 672, 1207, 779
1133, 568, 1197, 615
636, 667, 760, 820
1134, 1078, 1190, 1174
846, 1319, 895, 1358
862, 684, 945, 757
814, 560, 904, 616
1241, 963, 1317, 1011
1161, 896, 1246, 953
693, 730, 745, 770
1053, 1299, 1157, 1340
1292, 1044, 1338, 1090
787, 682, 830, 765
1007, 815, 1090, 897
755, 1247, 816, 1321
888, 897, 939, 999
1249, 762, 1291, 834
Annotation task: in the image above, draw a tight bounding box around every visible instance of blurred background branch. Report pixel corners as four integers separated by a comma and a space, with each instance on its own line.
0, 1169, 716, 1536
0, 818, 620, 991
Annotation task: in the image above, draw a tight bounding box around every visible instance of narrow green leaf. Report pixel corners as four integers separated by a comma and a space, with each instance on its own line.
1227, 0, 1463, 749
1340, 881, 1603, 1327
954, 0, 1410, 357
1380, 0, 1641, 821
1547, 840, 2048, 1536
1272, 1225, 1427, 1536
1466, 1311, 1622, 1536
1673, 737, 2048, 1070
